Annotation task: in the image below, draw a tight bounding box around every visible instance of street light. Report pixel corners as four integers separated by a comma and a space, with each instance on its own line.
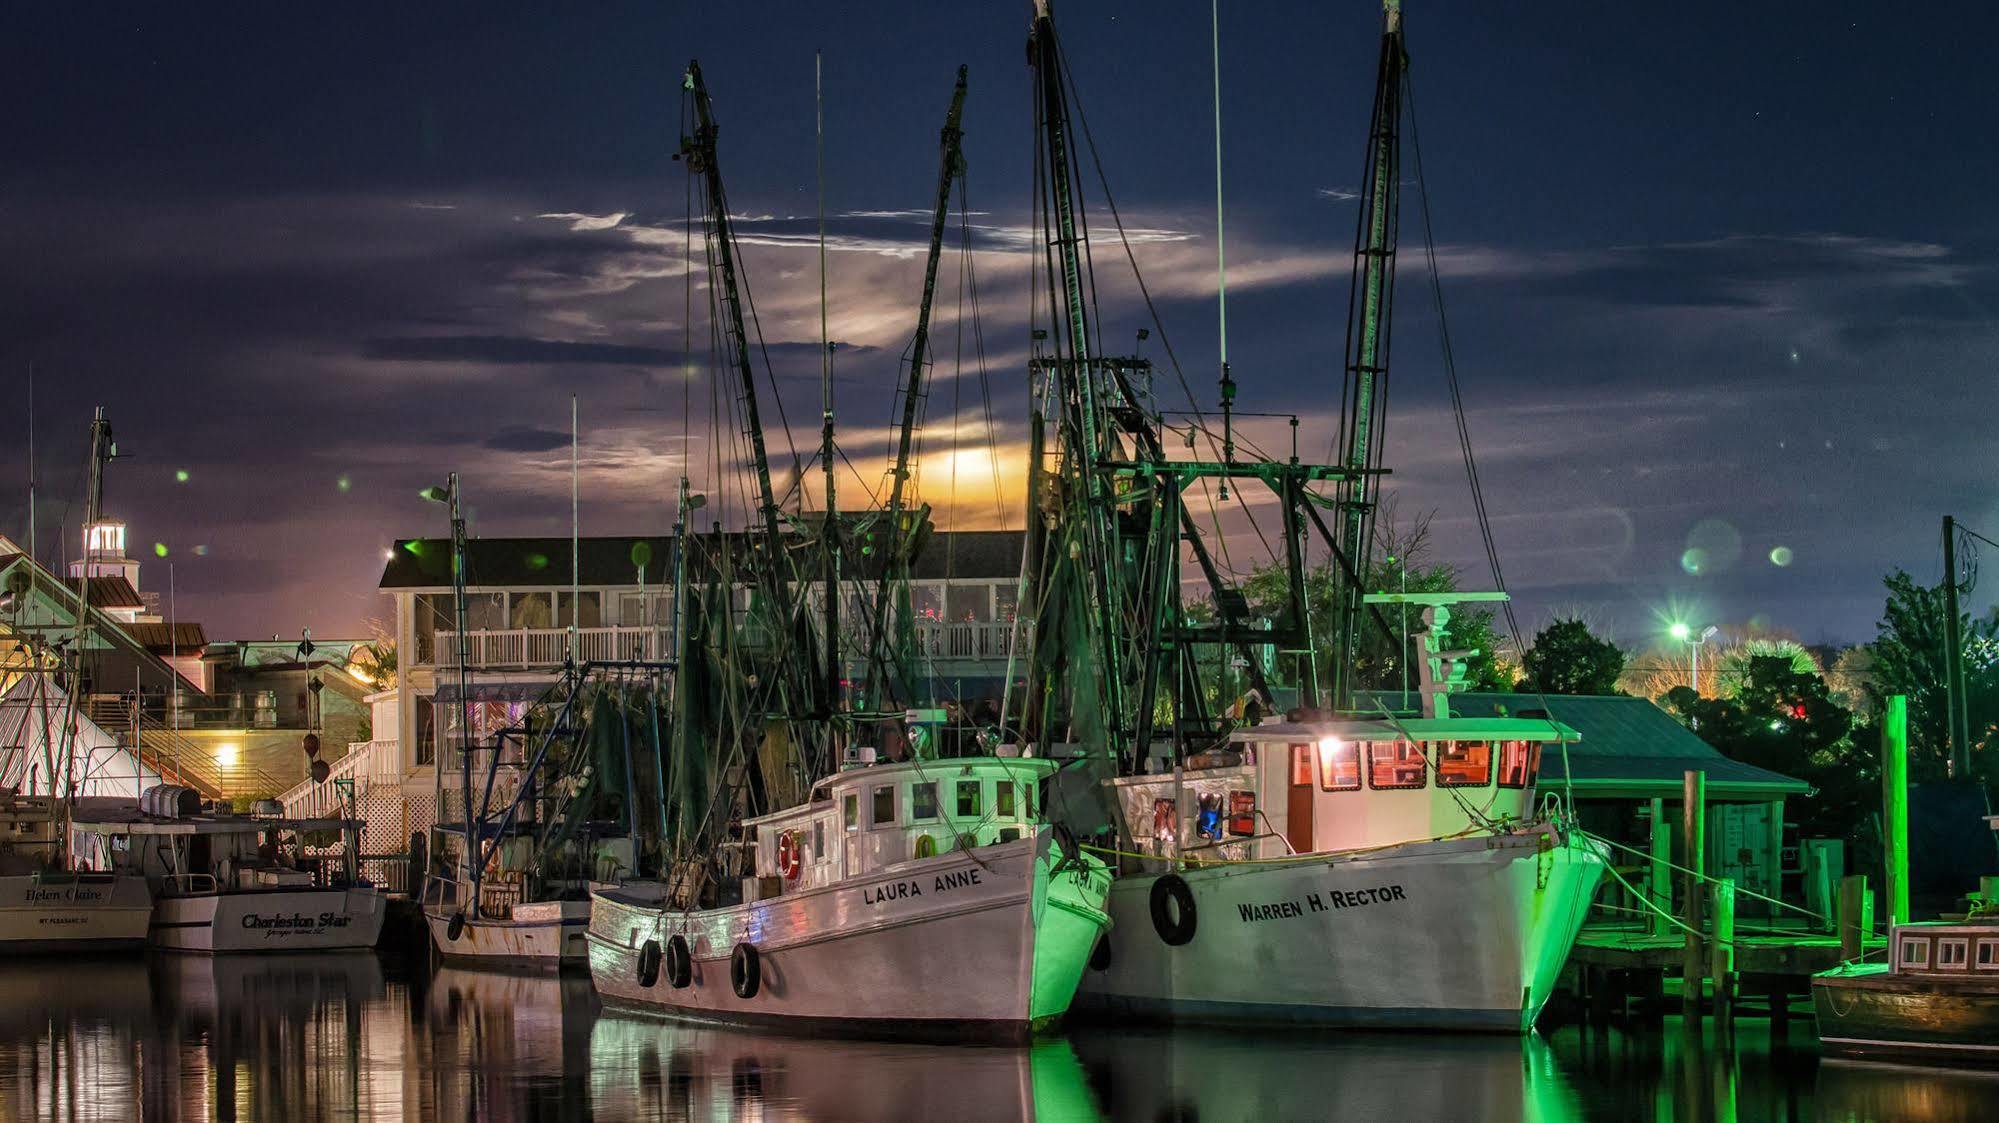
1670, 622, 1718, 694
422, 473, 474, 919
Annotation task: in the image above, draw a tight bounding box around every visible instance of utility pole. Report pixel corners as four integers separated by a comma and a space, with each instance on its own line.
1942, 515, 1971, 778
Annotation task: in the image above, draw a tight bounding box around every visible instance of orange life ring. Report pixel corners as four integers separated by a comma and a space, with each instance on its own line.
776, 830, 802, 880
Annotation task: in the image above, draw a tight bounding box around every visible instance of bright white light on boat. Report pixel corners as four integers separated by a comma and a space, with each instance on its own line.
216, 743, 240, 768
1316, 736, 1343, 766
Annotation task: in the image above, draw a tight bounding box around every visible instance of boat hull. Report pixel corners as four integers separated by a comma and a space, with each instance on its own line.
587, 832, 1110, 1041
150, 888, 388, 953
0, 872, 152, 951
1076, 827, 1605, 1032
1814, 966, 1999, 1064
427, 899, 592, 965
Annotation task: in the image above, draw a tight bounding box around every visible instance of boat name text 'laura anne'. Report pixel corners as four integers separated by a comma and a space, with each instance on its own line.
1236, 884, 1409, 924
859, 868, 987, 906
241, 912, 356, 936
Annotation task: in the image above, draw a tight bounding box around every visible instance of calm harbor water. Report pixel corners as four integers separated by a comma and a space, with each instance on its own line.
0, 952, 1990, 1122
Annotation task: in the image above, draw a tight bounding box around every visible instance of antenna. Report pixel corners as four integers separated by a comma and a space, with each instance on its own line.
1211, 0, 1236, 495
816, 47, 842, 726
570, 394, 579, 662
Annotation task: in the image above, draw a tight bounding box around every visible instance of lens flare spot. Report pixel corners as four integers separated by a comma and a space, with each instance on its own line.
1684, 519, 1743, 573
193, 545, 210, 557
337, 475, 352, 493
1769, 546, 1794, 567
1680, 548, 1708, 575
174, 469, 190, 484
152, 542, 169, 558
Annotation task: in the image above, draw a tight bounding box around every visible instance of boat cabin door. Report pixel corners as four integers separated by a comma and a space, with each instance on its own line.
1286, 744, 1315, 853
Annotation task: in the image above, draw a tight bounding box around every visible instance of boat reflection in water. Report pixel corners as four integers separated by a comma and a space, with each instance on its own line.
1815, 1059, 1999, 1123
588, 1012, 1100, 1120
422, 965, 599, 1119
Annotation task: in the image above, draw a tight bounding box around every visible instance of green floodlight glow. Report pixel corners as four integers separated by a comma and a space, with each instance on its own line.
1669, 622, 1692, 642
174, 469, 190, 483
152, 543, 168, 558
525, 553, 550, 570
337, 475, 352, 493
419, 485, 451, 503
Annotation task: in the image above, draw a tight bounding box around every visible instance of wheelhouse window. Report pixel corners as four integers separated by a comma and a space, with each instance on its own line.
842, 794, 859, 832
1938, 938, 1969, 969
1437, 741, 1493, 787
1367, 741, 1426, 790
1498, 741, 1543, 789
1290, 744, 1313, 786
1316, 739, 1361, 792
870, 785, 897, 829
910, 783, 939, 823
813, 821, 827, 861
1900, 938, 1929, 968
996, 783, 1016, 818
1977, 939, 1999, 970
955, 779, 982, 817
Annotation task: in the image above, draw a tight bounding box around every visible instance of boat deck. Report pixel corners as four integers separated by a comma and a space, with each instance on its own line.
1561, 920, 1888, 1023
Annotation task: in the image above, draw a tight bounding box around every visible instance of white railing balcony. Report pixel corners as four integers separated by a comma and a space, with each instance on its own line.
910, 621, 1017, 663
279, 738, 400, 819
432, 626, 669, 669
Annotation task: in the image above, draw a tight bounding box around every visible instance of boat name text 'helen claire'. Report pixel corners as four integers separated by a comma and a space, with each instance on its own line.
1237, 884, 1408, 924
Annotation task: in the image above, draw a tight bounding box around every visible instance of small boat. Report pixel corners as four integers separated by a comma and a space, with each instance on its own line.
588, 753, 1112, 1040
0, 792, 152, 951
71, 789, 387, 953
1814, 917, 1999, 1063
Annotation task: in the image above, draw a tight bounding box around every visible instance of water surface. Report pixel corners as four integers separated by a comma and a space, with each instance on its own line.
0, 953, 1990, 1121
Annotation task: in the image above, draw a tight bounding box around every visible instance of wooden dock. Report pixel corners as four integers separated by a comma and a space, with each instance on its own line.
1563, 921, 1886, 1024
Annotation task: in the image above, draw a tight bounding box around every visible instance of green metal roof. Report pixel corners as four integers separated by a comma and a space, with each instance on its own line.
1363, 692, 1810, 800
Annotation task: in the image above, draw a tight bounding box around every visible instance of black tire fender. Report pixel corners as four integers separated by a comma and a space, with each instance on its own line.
731, 942, 761, 999
665, 934, 693, 989
1149, 874, 1197, 946
446, 911, 466, 942
637, 939, 663, 988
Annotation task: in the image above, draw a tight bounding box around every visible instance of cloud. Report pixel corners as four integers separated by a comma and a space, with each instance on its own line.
538, 211, 629, 231
363, 335, 677, 366
483, 427, 573, 452
1316, 187, 1360, 202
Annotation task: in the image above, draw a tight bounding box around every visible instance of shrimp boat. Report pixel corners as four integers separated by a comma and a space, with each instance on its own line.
1005, 1, 1604, 1030
1078, 601, 1605, 1030
71, 791, 386, 953
0, 792, 152, 951
589, 752, 1111, 1038
587, 57, 1109, 1038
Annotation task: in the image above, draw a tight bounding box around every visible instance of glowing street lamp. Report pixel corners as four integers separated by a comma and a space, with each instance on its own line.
1670, 622, 1719, 694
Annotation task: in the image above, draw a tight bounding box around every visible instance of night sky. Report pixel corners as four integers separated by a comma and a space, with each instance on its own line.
5, 2, 1997, 649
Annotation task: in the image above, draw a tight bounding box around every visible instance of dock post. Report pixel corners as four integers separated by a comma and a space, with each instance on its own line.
1882, 695, 1910, 929
1681, 769, 1707, 1014
1837, 874, 1869, 962
1710, 878, 1735, 1025
1648, 796, 1671, 938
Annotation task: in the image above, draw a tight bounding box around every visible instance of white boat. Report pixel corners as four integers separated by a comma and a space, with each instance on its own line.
0, 792, 152, 951
71, 793, 387, 953
424, 875, 594, 966
1076, 602, 1608, 1032
588, 755, 1112, 1040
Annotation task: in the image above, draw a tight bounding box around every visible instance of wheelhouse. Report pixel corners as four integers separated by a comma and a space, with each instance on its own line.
745, 756, 1057, 894
1891, 921, 1999, 975
1109, 717, 1577, 862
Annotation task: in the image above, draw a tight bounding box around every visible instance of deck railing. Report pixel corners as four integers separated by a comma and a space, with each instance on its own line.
278, 738, 399, 820
431, 626, 667, 669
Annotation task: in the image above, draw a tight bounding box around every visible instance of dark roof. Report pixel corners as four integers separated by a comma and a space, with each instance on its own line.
123, 621, 209, 653
1359, 691, 1810, 799
379, 529, 1026, 590
64, 575, 144, 609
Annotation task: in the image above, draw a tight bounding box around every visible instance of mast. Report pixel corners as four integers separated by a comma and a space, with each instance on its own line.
1328, 0, 1407, 709
863, 65, 969, 709
63, 408, 114, 850
816, 50, 842, 735
1943, 515, 1971, 776
681, 59, 829, 770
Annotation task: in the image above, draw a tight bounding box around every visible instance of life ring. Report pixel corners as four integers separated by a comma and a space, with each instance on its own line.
777, 831, 802, 880
1089, 932, 1113, 972
665, 934, 692, 989
637, 939, 663, 987
731, 942, 761, 999
447, 911, 466, 942
1149, 874, 1197, 946
914, 833, 937, 859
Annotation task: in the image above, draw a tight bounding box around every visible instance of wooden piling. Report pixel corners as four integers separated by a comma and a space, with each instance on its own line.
1682, 770, 1707, 1013
1648, 796, 1671, 938
1882, 695, 1910, 929
1710, 878, 1736, 1024
1837, 874, 1868, 963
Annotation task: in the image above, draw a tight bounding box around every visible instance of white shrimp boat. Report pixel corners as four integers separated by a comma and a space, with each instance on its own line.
589, 755, 1112, 1040
72, 792, 387, 953
0, 792, 152, 951
1076, 600, 1608, 1032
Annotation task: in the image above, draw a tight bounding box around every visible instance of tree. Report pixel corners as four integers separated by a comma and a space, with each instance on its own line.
1665, 656, 1869, 840
1234, 500, 1513, 698
1866, 570, 1999, 785
1520, 618, 1625, 696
